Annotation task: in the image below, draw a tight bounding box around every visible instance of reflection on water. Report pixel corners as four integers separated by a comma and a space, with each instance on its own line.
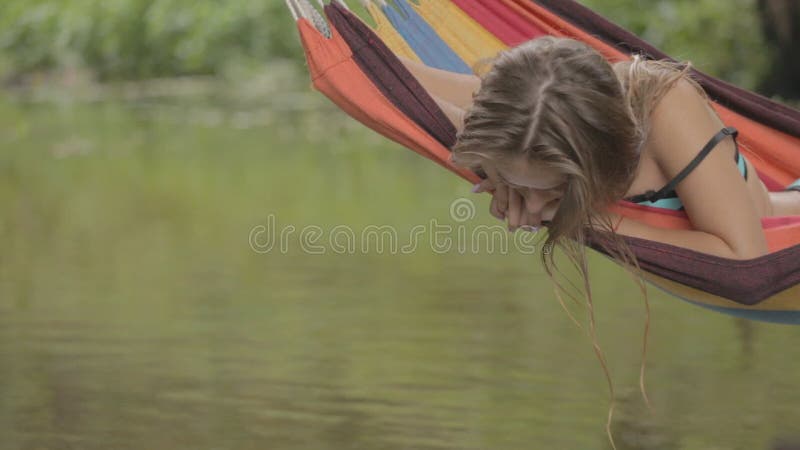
1, 97, 800, 449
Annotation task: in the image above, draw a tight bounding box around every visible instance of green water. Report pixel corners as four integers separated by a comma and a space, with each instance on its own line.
1, 94, 799, 450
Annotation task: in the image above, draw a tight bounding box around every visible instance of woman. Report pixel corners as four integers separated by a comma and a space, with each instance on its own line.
401, 37, 800, 261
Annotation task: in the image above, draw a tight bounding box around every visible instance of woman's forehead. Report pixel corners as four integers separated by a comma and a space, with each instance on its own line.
494, 157, 565, 189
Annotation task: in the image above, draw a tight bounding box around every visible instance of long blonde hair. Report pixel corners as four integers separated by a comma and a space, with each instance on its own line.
451, 36, 699, 447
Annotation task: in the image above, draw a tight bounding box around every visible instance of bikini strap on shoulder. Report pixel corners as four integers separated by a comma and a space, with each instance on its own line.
625, 127, 738, 204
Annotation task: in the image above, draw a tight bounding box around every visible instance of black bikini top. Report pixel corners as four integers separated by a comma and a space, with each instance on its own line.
624, 127, 745, 204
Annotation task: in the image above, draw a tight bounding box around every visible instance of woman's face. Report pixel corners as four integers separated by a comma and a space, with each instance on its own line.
485, 155, 566, 221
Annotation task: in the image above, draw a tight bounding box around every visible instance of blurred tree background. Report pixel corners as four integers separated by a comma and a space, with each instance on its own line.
582, 0, 770, 91
0, 0, 796, 101
0, 0, 304, 83
755, 0, 800, 99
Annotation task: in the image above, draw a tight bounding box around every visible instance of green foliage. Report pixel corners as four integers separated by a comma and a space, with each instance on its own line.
581, 0, 770, 89
0, 0, 772, 89
0, 0, 303, 81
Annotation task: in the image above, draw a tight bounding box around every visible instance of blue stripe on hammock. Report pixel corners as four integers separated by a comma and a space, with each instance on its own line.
381, 0, 473, 74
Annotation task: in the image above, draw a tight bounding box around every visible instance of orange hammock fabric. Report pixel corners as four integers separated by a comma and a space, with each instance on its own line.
297, 18, 476, 182
289, 0, 800, 323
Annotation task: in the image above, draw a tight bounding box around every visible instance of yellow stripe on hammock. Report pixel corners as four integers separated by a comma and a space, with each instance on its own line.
411, 0, 508, 68
364, 1, 421, 62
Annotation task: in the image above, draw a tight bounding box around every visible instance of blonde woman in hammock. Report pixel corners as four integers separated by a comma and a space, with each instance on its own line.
400, 37, 800, 265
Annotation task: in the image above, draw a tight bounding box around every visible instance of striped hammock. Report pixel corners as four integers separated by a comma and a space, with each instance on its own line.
285, 0, 800, 324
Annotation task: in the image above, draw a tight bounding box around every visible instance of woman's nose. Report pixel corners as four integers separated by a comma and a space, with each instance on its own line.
524, 191, 549, 213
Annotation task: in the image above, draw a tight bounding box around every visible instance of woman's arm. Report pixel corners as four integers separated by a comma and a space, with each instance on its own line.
620, 79, 768, 259
613, 216, 765, 260
398, 56, 481, 110
431, 95, 467, 132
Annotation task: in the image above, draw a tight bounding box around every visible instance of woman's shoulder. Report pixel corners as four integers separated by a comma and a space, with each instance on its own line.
639, 74, 752, 215
647, 76, 720, 153
613, 57, 701, 134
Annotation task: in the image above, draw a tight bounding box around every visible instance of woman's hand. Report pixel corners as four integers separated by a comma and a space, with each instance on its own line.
472, 177, 507, 221
473, 178, 555, 231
